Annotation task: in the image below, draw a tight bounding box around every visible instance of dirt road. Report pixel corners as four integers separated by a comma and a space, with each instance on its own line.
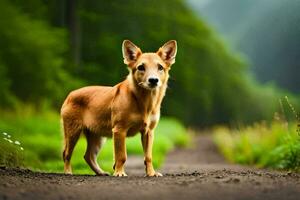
1, 135, 300, 200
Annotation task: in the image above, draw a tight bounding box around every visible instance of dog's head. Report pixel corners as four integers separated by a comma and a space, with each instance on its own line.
122, 40, 177, 90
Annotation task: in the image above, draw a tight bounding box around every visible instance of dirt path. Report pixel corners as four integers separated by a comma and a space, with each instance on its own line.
1, 135, 300, 200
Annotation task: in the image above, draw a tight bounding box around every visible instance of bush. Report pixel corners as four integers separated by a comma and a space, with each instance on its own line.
213, 121, 300, 172
0, 132, 24, 167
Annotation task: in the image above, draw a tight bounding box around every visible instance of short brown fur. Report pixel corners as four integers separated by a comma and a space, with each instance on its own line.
61, 40, 177, 177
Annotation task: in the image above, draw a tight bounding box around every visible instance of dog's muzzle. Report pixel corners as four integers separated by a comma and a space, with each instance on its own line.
148, 77, 159, 88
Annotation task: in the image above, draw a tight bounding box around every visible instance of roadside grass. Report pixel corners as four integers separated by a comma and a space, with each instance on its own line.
0, 107, 190, 174
213, 121, 300, 172
0, 132, 24, 167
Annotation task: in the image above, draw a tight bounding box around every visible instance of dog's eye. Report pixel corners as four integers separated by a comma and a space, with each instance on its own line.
158, 64, 164, 71
137, 64, 145, 71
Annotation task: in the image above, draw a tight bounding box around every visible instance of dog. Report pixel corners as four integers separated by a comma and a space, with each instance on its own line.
61, 40, 177, 177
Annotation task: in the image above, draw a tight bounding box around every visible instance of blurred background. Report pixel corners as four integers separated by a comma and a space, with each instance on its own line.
0, 0, 299, 173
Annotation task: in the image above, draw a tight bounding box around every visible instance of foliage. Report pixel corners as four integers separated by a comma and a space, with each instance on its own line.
0, 132, 24, 167
0, 0, 83, 108
0, 107, 190, 174
0, 0, 295, 126
0, 60, 15, 106
213, 121, 300, 172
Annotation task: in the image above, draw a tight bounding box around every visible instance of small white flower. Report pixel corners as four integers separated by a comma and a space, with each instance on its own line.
3, 138, 8, 141
2, 132, 7, 136
8, 139, 13, 143
15, 141, 21, 145
20, 147, 24, 151
7, 135, 11, 138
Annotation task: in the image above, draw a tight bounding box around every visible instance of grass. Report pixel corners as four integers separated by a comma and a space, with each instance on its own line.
0, 107, 190, 174
213, 96, 300, 172
0, 132, 24, 167
213, 121, 300, 172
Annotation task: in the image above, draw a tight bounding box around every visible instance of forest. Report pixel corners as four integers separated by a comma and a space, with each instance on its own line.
0, 0, 299, 173
2, 0, 299, 126
189, 0, 300, 93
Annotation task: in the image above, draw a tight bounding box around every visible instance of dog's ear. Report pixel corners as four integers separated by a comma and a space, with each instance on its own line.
122, 40, 142, 65
157, 40, 177, 65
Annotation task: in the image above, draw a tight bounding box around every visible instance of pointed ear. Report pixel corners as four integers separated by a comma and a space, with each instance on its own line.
157, 40, 177, 65
122, 40, 142, 65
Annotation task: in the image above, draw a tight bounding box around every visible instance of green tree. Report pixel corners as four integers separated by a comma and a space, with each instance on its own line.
0, 0, 81, 107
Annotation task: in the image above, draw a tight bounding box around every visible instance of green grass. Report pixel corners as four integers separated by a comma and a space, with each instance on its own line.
0, 107, 190, 174
213, 121, 300, 172
0, 132, 24, 167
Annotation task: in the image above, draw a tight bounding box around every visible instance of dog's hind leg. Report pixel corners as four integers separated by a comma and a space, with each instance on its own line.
84, 130, 109, 176
62, 120, 81, 175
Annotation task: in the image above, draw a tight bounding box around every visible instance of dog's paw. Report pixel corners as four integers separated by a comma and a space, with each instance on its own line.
146, 171, 163, 177
113, 171, 128, 177
96, 171, 110, 176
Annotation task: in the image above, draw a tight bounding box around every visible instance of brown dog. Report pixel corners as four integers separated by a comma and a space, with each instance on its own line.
61, 40, 177, 177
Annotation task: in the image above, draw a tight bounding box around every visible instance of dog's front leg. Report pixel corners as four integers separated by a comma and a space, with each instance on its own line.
141, 129, 163, 177
113, 128, 127, 177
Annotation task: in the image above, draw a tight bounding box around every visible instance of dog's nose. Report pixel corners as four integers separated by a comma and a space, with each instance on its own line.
148, 78, 159, 85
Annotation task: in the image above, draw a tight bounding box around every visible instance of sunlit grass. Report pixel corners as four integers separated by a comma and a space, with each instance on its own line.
0, 107, 190, 174
213, 121, 300, 171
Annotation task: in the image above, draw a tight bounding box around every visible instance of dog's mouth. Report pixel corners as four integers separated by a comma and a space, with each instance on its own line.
138, 82, 159, 90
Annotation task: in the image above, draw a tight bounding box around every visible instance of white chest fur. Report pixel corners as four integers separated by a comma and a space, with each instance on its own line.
149, 113, 160, 124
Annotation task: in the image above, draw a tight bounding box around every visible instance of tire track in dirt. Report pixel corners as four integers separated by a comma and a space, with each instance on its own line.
1, 134, 300, 200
